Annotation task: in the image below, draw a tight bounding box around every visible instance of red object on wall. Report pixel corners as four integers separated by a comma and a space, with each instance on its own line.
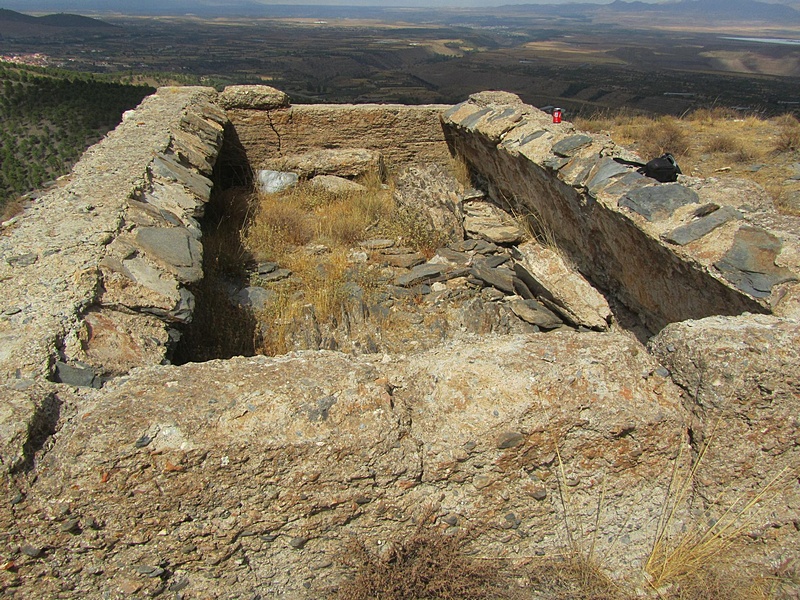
552, 108, 562, 123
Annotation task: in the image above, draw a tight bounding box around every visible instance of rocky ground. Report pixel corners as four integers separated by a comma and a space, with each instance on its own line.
209, 162, 617, 363
1, 86, 799, 599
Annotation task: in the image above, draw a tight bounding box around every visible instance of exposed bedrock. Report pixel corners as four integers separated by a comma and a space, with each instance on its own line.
3, 333, 691, 598
1, 85, 799, 597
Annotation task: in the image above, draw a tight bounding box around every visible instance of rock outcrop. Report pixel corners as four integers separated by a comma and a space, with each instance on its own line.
1, 85, 799, 598
650, 314, 800, 571
2, 334, 690, 598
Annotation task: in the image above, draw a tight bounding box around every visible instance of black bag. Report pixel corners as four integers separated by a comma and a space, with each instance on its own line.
613, 153, 682, 183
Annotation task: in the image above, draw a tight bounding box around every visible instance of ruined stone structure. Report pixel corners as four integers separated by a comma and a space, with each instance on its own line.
0, 86, 798, 598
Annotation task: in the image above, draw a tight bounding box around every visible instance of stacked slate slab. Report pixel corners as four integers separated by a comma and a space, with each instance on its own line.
441, 91, 800, 331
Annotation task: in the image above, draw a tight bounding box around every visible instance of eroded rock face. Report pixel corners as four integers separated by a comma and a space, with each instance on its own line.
393, 162, 465, 244
2, 333, 690, 598
650, 314, 800, 570
265, 148, 385, 180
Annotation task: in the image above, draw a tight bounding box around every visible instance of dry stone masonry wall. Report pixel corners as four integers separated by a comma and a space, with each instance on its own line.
0, 86, 227, 389
442, 91, 800, 331
0, 85, 798, 599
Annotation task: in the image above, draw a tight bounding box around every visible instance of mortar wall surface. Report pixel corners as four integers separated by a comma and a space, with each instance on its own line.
226, 103, 452, 172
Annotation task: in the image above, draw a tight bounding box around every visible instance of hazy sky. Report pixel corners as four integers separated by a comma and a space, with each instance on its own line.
2, 0, 657, 7
5, 0, 796, 12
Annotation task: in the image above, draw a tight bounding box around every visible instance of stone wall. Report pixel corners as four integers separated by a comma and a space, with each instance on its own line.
219, 85, 451, 174
1, 86, 799, 599
442, 91, 800, 332
0, 86, 226, 394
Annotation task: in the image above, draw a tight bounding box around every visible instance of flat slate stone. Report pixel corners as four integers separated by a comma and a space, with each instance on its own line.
619, 184, 700, 222
662, 206, 742, 246
382, 253, 425, 269
473, 254, 509, 269
360, 239, 395, 250
714, 226, 797, 298
394, 263, 448, 287
458, 107, 493, 129
470, 266, 517, 294
135, 227, 197, 269
551, 134, 593, 157
233, 286, 274, 311
55, 361, 100, 388
152, 154, 213, 200
509, 298, 563, 329
599, 171, 649, 197
5, 253, 38, 267
517, 130, 547, 147
472, 240, 499, 255
260, 268, 292, 283
432, 248, 471, 266
559, 157, 596, 187
586, 158, 631, 195
544, 157, 570, 171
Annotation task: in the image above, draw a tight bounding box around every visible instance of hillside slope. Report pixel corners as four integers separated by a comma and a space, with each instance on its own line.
0, 65, 153, 218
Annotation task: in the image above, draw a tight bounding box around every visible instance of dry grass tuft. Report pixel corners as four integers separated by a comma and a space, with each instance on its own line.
773, 114, 800, 153
644, 433, 791, 600
244, 171, 394, 259
335, 513, 509, 600
387, 204, 452, 258
688, 106, 741, 124
637, 117, 691, 159
242, 171, 394, 355
525, 554, 630, 600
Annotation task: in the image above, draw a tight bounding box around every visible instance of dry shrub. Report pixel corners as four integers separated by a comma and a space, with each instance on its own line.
243, 192, 316, 258
688, 106, 739, 124
702, 133, 740, 154
773, 114, 800, 153
637, 117, 691, 159
335, 518, 509, 600
525, 554, 629, 600
246, 172, 394, 255
388, 204, 452, 258
732, 143, 762, 163
285, 249, 352, 323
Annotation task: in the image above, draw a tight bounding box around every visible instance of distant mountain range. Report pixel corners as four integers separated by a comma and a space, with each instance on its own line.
0, 0, 798, 24
0, 9, 117, 38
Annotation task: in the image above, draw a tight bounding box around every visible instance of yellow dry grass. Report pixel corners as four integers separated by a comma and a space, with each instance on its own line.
576, 108, 800, 214
242, 171, 398, 355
